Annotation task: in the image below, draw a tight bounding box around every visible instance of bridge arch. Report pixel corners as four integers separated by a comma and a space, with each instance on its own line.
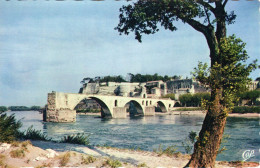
124, 100, 144, 117
73, 96, 112, 118
89, 97, 112, 118
156, 101, 167, 112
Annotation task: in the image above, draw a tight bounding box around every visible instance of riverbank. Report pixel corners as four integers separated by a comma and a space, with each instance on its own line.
0, 141, 259, 168
78, 111, 260, 118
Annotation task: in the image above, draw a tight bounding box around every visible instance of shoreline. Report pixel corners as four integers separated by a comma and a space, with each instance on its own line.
77, 111, 259, 118
0, 141, 259, 168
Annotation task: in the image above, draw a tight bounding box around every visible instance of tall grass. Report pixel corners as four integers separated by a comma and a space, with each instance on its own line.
153, 144, 178, 157
104, 158, 123, 168
19, 126, 50, 141
60, 133, 90, 145
59, 152, 71, 166
0, 112, 22, 142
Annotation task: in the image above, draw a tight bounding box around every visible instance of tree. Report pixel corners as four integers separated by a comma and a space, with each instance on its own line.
0, 106, 8, 112
115, 1, 258, 167
30, 106, 41, 111
239, 90, 260, 105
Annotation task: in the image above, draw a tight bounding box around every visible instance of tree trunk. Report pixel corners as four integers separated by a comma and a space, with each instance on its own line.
185, 95, 227, 167
185, 5, 228, 166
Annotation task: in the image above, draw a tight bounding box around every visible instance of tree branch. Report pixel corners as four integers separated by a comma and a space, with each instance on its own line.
185, 18, 209, 35
223, 0, 228, 7
204, 6, 212, 26
197, 0, 215, 13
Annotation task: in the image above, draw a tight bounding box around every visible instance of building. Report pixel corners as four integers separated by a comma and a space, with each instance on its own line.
79, 78, 209, 100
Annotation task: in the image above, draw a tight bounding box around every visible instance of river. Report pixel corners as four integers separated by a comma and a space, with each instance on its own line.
7, 111, 260, 162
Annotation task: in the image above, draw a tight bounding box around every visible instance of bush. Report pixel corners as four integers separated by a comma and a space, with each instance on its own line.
20, 126, 49, 141
81, 155, 96, 164
105, 158, 123, 168
179, 93, 210, 107
10, 149, 26, 158
153, 144, 178, 157
138, 162, 148, 167
8, 106, 30, 111
0, 106, 8, 112
239, 90, 260, 105
60, 133, 90, 145
232, 106, 260, 114
0, 112, 22, 142
173, 107, 203, 111
182, 131, 197, 154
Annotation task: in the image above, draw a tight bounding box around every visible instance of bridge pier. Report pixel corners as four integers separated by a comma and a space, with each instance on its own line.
45, 91, 176, 122
144, 106, 155, 116
113, 107, 127, 118
44, 109, 76, 122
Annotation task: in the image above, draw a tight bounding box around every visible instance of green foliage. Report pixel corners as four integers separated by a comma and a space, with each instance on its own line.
129, 73, 171, 82
60, 133, 90, 145
192, 35, 258, 110
105, 158, 123, 168
0, 112, 22, 142
191, 62, 210, 85
218, 134, 230, 154
179, 93, 210, 107
162, 93, 175, 100
81, 155, 96, 164
8, 106, 42, 111
30, 106, 41, 111
20, 125, 49, 141
182, 131, 197, 154
232, 106, 260, 114
99, 75, 126, 83
153, 144, 178, 157
138, 162, 147, 167
239, 90, 260, 105
0, 106, 8, 112
8, 106, 30, 111
173, 107, 202, 111
115, 0, 206, 42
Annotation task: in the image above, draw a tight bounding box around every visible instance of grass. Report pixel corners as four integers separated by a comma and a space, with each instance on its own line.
60, 133, 90, 145
172, 107, 203, 111
232, 106, 260, 114
35, 163, 52, 168
11, 141, 20, 147
153, 145, 178, 157
81, 155, 96, 164
0, 154, 6, 167
10, 149, 26, 158
137, 162, 148, 167
20, 126, 49, 141
59, 152, 71, 166
9, 140, 31, 158
104, 158, 123, 168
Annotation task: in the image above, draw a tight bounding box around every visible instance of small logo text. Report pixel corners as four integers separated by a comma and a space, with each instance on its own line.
242, 150, 255, 161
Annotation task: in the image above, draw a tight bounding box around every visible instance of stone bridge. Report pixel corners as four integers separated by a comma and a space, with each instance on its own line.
44, 91, 177, 122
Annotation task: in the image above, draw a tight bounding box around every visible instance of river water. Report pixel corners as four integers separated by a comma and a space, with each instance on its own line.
7, 111, 260, 162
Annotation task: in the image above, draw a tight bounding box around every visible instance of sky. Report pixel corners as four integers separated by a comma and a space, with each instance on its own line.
0, 0, 259, 106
